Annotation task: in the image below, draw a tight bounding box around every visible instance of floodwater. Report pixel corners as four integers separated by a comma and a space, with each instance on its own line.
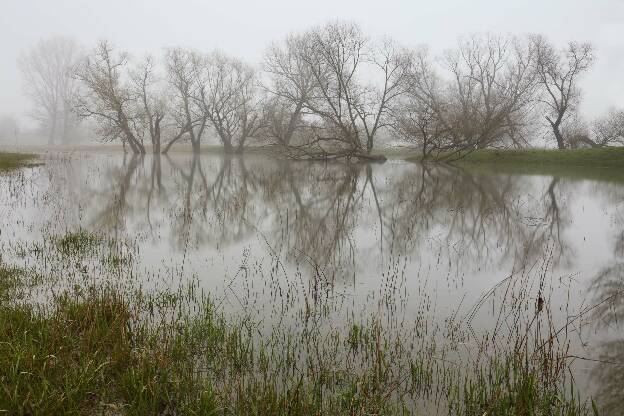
1, 151, 623, 411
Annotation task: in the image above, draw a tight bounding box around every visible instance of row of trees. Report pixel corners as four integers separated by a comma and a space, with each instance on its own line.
70, 22, 413, 158
395, 34, 599, 158
19, 22, 624, 156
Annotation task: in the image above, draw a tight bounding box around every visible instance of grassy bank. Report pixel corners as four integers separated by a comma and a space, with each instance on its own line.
0, 152, 37, 171
0, 230, 601, 415
457, 161, 624, 184
0, 267, 595, 415
447, 147, 624, 169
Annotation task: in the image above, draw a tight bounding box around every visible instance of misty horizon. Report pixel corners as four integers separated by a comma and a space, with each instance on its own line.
2, 0, 624, 129
2, 2, 624, 414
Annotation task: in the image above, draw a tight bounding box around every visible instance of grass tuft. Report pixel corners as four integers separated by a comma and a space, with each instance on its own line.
54, 230, 103, 256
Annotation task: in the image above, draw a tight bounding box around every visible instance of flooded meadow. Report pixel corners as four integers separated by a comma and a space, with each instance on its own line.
1, 151, 623, 414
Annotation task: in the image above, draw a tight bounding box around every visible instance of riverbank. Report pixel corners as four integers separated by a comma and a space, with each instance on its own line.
0, 152, 38, 171
4, 144, 624, 166
441, 147, 624, 169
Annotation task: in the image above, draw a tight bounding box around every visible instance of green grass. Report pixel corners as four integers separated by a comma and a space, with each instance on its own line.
445, 147, 624, 169
0, 288, 218, 415
0, 251, 600, 416
0, 152, 38, 171
54, 229, 104, 256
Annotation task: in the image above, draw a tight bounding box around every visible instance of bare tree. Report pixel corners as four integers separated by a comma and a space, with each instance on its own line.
560, 114, 603, 148
532, 35, 594, 149
163, 48, 206, 153
396, 35, 539, 159
75, 41, 146, 154
262, 34, 316, 147
393, 94, 449, 159
592, 108, 624, 147
77, 43, 187, 154
130, 56, 167, 154
165, 49, 261, 154
301, 22, 365, 156
441, 35, 538, 155
356, 38, 413, 154
392, 48, 453, 157
200, 52, 262, 154
18, 36, 81, 144
293, 21, 411, 159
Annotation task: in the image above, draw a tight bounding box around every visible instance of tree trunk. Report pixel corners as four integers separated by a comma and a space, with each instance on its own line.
283, 101, 304, 146
61, 106, 70, 144
153, 125, 161, 154
126, 138, 140, 154
366, 135, 374, 154
151, 118, 164, 154
152, 154, 162, 191
553, 124, 566, 149
191, 138, 200, 154
234, 137, 246, 154
223, 138, 234, 154
162, 135, 181, 154
547, 115, 566, 149
578, 135, 601, 148
48, 114, 57, 146
137, 141, 146, 154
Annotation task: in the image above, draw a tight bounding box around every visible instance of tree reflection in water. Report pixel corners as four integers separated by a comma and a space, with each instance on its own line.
80, 153, 581, 275
9, 152, 624, 410
590, 261, 624, 413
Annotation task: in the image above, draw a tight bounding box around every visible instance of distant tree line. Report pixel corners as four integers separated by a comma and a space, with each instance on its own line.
18, 22, 624, 157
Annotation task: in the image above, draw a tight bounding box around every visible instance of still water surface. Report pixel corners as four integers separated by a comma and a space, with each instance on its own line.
1, 152, 623, 411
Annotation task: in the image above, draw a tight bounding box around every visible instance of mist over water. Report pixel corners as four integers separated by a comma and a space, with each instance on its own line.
1, 1, 624, 412
2, 151, 623, 411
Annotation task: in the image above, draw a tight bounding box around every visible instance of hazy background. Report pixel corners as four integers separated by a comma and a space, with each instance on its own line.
2, 0, 624, 127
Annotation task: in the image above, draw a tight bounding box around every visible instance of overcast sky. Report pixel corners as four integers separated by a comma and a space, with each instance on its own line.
2, 0, 624, 125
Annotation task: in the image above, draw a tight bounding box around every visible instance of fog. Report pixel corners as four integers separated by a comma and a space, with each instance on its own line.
2, 0, 624, 128
3, 2, 624, 413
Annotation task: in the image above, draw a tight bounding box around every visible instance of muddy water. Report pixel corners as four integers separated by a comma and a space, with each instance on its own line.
1, 151, 623, 411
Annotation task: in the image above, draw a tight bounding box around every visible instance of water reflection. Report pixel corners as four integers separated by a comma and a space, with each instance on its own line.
74, 153, 591, 275
590, 259, 624, 413
4, 152, 623, 409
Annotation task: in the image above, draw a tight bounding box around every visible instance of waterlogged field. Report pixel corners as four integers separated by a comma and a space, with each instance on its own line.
1, 151, 623, 415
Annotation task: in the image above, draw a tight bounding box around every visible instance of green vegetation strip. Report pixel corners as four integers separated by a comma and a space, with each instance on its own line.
0, 261, 598, 415
451, 147, 624, 169
0, 152, 38, 171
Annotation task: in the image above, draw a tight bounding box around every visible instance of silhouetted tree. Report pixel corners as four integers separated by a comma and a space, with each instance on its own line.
532, 35, 594, 149
18, 36, 81, 144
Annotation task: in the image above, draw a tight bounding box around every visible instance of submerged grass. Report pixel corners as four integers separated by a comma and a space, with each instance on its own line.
0, 152, 38, 171
0, 247, 601, 416
54, 229, 104, 256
